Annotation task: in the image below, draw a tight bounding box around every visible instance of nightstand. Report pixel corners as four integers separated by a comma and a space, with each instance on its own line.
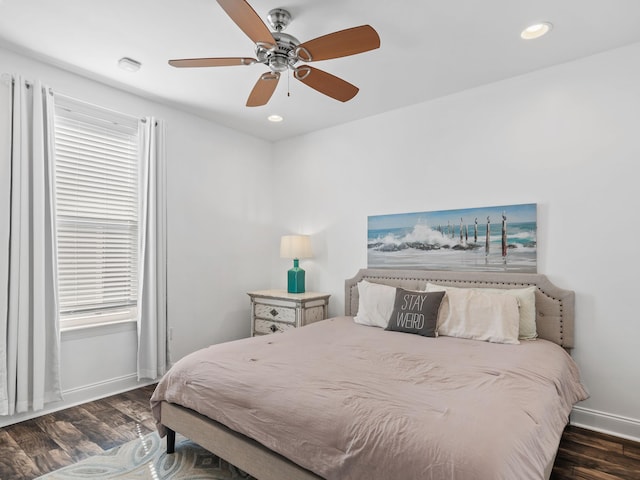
247, 290, 331, 336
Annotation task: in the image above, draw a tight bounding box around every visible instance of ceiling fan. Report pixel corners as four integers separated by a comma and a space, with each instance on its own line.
168, 0, 381, 107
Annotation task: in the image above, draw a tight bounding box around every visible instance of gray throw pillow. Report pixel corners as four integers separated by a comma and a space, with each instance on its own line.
385, 289, 445, 337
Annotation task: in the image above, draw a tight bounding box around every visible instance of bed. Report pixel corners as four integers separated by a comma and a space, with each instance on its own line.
150, 268, 588, 480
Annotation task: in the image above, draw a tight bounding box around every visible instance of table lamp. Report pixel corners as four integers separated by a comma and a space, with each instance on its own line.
280, 235, 313, 293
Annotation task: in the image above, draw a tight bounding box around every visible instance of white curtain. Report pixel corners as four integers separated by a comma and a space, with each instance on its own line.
0, 75, 62, 415
137, 117, 168, 380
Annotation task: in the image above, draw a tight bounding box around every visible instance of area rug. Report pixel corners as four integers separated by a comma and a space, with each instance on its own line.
37, 431, 256, 479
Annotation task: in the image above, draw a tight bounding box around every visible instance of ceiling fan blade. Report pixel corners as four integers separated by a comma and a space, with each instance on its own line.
246, 72, 281, 107
294, 66, 358, 102
216, 0, 276, 47
169, 57, 256, 68
296, 25, 380, 62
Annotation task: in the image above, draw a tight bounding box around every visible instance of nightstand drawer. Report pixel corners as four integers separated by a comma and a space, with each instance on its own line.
254, 319, 295, 335
248, 290, 330, 337
254, 304, 296, 324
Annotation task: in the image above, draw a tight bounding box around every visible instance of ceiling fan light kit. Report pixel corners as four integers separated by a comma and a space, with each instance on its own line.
169, 0, 380, 107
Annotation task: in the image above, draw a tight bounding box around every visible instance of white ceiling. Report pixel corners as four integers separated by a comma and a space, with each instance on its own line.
1, 0, 640, 142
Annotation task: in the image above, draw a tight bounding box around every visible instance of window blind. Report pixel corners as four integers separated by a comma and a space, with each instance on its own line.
53, 97, 141, 327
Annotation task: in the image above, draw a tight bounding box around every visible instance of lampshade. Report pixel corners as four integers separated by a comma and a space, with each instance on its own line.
280, 235, 313, 260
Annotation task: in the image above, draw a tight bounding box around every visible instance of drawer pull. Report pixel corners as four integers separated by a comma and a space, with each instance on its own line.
270, 324, 278, 333
270, 309, 278, 317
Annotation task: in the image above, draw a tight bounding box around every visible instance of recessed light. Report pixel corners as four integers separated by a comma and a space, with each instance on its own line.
118, 57, 142, 72
521, 22, 553, 40
268, 114, 283, 123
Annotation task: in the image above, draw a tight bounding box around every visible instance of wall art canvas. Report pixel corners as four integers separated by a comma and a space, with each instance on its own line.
368, 203, 537, 273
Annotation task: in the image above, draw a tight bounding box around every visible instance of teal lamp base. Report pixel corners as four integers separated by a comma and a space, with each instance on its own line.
287, 259, 306, 293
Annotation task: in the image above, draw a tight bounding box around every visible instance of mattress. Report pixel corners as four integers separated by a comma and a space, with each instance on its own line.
151, 316, 588, 480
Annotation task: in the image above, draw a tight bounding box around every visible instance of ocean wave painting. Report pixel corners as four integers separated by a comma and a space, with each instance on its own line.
368, 203, 537, 273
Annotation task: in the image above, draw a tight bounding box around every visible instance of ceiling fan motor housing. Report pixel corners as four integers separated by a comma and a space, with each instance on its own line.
256, 31, 300, 72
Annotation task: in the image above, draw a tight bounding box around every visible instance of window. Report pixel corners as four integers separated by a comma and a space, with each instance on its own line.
53, 96, 141, 329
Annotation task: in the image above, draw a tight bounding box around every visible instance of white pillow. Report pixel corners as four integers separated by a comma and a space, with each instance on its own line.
437, 288, 520, 344
426, 283, 537, 340
353, 280, 398, 328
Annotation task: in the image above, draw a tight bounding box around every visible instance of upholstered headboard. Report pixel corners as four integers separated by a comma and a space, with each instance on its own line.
344, 269, 575, 348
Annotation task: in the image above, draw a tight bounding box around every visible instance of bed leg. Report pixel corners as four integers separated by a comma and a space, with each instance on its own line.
166, 428, 176, 454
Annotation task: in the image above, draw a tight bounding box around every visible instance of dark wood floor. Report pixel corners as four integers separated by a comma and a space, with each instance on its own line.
1, 384, 639, 480
552, 427, 640, 480
0, 384, 157, 480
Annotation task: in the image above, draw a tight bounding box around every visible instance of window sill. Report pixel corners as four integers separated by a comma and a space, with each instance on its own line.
61, 319, 137, 339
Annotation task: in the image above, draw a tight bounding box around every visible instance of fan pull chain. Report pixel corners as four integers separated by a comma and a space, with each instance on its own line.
287, 70, 291, 97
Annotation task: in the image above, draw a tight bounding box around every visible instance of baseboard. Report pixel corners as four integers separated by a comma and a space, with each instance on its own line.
571, 406, 640, 443
0, 373, 156, 428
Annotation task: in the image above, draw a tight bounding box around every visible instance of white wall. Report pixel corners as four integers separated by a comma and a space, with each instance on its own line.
271, 42, 640, 441
0, 46, 275, 426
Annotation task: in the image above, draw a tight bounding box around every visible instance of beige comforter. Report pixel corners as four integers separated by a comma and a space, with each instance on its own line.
151, 317, 588, 480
